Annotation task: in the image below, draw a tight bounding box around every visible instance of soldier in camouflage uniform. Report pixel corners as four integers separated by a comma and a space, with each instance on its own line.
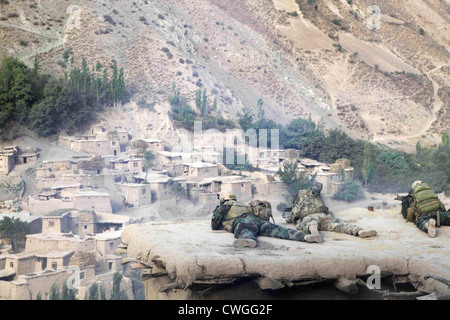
285, 183, 377, 240
211, 193, 323, 248
396, 181, 450, 238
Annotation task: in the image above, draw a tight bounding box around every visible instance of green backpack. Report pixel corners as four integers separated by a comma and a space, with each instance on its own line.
409, 182, 442, 224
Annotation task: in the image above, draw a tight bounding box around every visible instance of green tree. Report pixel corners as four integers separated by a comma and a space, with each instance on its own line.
168, 83, 181, 107
237, 107, 254, 132
333, 180, 364, 202
201, 89, 208, 116
63, 50, 70, 64
95, 61, 102, 72
100, 284, 107, 300
278, 161, 315, 203
280, 117, 316, 149
256, 98, 264, 120
143, 150, 155, 171
29, 77, 97, 136
88, 282, 99, 300
61, 282, 77, 300
49, 283, 61, 300
211, 97, 217, 112
0, 56, 33, 135
362, 141, 374, 187
102, 68, 110, 102
415, 132, 450, 192
117, 67, 125, 103
195, 89, 202, 110
0, 216, 30, 252
110, 272, 128, 300
376, 151, 411, 178
179, 103, 195, 129
111, 60, 118, 104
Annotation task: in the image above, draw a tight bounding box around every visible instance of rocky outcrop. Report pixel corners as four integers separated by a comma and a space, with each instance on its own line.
119, 208, 450, 299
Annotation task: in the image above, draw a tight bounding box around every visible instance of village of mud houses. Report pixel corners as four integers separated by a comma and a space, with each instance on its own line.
0, 0, 449, 310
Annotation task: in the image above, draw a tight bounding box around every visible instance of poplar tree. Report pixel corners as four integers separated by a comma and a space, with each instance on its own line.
362, 141, 373, 187
201, 89, 207, 116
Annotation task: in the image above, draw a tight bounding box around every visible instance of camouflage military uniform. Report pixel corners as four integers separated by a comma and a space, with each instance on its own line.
397, 182, 450, 235
417, 210, 450, 232
211, 200, 307, 243
297, 213, 362, 236
287, 188, 363, 236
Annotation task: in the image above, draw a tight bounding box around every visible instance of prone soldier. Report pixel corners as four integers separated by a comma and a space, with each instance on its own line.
396, 181, 450, 238
284, 182, 377, 241
211, 193, 323, 248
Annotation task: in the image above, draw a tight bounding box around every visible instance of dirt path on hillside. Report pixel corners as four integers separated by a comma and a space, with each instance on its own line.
373, 63, 449, 146
339, 33, 420, 74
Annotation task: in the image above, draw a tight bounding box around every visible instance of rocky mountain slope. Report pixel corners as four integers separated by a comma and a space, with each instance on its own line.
1, 0, 448, 150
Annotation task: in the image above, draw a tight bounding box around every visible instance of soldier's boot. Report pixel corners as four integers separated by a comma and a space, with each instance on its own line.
425, 219, 437, 238
233, 238, 257, 248
308, 220, 319, 235
357, 230, 377, 238
305, 234, 324, 243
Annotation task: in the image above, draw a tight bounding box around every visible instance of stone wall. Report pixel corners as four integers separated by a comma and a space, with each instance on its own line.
23, 197, 74, 215
25, 235, 96, 253
73, 194, 112, 213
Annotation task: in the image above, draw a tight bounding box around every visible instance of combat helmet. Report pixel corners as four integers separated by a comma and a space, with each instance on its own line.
311, 182, 323, 194
412, 180, 424, 188
221, 192, 237, 202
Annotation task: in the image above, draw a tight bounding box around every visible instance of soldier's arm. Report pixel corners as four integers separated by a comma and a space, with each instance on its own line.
211, 205, 225, 230
283, 207, 296, 223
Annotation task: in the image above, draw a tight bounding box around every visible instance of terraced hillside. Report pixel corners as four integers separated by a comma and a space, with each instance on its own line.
0, 0, 448, 149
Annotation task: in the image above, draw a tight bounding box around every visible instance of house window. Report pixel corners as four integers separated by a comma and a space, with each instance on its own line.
109, 242, 115, 250
108, 262, 113, 270
52, 262, 57, 270
48, 221, 54, 227
112, 141, 116, 146
84, 225, 87, 229
10, 262, 14, 268
142, 188, 146, 195
80, 272, 85, 279
133, 162, 138, 167
97, 143, 101, 148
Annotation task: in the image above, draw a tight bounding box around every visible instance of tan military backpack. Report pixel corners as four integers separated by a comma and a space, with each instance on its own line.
408, 182, 443, 225
248, 200, 275, 223
222, 200, 251, 232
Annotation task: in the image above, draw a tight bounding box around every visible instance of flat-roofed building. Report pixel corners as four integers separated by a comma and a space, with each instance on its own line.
115, 183, 151, 207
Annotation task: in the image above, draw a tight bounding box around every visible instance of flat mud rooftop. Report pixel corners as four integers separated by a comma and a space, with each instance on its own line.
120, 208, 449, 299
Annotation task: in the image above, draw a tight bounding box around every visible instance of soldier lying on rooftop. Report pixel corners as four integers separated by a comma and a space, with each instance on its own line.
211, 193, 323, 248
396, 181, 450, 238
284, 182, 377, 242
